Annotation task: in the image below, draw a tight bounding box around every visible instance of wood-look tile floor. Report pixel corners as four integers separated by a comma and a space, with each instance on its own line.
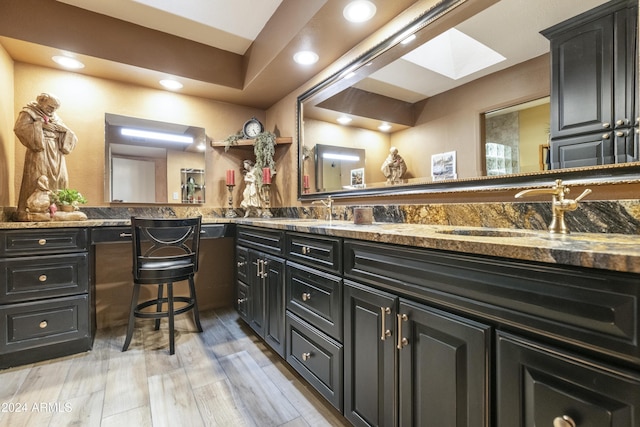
0, 308, 351, 427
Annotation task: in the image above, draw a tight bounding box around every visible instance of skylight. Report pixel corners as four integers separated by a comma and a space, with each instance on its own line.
402, 28, 505, 80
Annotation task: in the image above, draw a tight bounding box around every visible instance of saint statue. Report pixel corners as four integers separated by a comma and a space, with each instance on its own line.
381, 146, 407, 184
240, 160, 262, 217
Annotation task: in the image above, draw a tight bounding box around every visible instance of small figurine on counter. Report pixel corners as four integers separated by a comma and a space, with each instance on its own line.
240, 160, 262, 217
381, 146, 407, 184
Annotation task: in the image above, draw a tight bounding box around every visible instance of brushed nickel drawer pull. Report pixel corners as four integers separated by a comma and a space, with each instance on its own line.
302, 352, 311, 361
396, 313, 408, 349
39, 320, 48, 329
38, 274, 47, 282
237, 298, 247, 304
380, 307, 391, 340
237, 261, 247, 267
38, 239, 47, 246
302, 246, 311, 255
302, 292, 311, 301
119, 233, 132, 238
553, 415, 576, 427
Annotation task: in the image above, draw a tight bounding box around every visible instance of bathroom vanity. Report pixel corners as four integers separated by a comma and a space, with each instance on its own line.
233, 220, 640, 427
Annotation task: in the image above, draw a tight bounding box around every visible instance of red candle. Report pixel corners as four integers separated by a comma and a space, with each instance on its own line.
303, 174, 310, 189
262, 167, 271, 184
226, 169, 235, 186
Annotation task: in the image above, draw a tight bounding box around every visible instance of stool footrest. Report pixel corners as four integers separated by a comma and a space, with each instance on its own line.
134, 296, 195, 319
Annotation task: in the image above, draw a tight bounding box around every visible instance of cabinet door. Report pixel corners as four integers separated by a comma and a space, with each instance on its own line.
550, 132, 614, 169
344, 280, 396, 427
397, 300, 490, 427
263, 253, 286, 357
548, 12, 614, 139
247, 250, 264, 337
497, 331, 640, 427
614, 127, 639, 163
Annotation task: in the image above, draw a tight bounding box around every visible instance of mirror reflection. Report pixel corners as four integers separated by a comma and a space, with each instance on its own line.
299, 0, 638, 197
315, 144, 366, 191
104, 113, 206, 204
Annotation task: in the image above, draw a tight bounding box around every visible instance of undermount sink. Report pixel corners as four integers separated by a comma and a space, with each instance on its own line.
435, 229, 532, 238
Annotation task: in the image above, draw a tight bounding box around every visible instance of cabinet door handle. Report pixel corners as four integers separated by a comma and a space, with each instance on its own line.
38, 274, 47, 282
119, 232, 132, 238
302, 246, 311, 254
301, 352, 311, 361
253, 260, 260, 277
39, 320, 48, 329
616, 118, 628, 127
237, 261, 247, 268
396, 313, 408, 349
602, 122, 610, 129
261, 260, 268, 278
616, 130, 627, 137
38, 239, 47, 246
301, 292, 311, 301
380, 307, 391, 340
602, 133, 611, 139
553, 415, 576, 427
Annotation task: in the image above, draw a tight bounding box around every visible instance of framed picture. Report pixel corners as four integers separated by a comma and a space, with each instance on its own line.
431, 151, 457, 181
350, 168, 365, 187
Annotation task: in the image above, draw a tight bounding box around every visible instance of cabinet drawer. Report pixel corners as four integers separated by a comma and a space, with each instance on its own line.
344, 239, 640, 365
286, 262, 342, 341
236, 226, 284, 256
0, 228, 88, 256
1, 253, 88, 303
236, 245, 250, 283
286, 312, 343, 411
497, 331, 640, 427
286, 232, 342, 274
0, 295, 90, 354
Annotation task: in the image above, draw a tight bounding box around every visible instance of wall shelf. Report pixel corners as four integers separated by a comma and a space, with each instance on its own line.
210, 137, 292, 149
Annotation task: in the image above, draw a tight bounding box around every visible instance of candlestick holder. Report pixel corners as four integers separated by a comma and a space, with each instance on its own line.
225, 184, 238, 218
261, 183, 273, 218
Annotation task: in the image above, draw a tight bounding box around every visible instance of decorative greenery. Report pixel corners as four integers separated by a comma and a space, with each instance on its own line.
51, 188, 87, 207
223, 131, 244, 152
253, 131, 277, 188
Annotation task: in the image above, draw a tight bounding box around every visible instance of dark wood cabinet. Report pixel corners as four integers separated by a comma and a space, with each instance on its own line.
343, 280, 490, 427
0, 228, 92, 368
497, 331, 640, 427
235, 226, 286, 357
543, 0, 638, 168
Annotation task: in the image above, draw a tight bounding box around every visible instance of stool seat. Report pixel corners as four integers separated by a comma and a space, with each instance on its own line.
122, 217, 203, 355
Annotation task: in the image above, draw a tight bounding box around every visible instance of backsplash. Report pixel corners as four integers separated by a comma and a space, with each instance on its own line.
3, 200, 639, 234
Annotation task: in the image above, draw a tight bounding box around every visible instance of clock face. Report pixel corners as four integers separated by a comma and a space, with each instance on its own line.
243, 118, 263, 138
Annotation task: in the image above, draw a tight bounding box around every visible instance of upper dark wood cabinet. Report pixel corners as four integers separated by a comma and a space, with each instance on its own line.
543, 0, 638, 168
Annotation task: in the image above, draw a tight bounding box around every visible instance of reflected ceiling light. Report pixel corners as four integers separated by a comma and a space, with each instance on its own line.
52, 55, 85, 69
159, 79, 183, 90
121, 128, 193, 144
337, 116, 352, 124
378, 122, 392, 132
343, 72, 356, 80
343, 0, 377, 23
401, 34, 417, 45
323, 153, 360, 162
197, 142, 206, 151
293, 50, 319, 65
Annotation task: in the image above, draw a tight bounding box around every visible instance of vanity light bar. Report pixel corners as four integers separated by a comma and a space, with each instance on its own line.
322, 153, 360, 162
121, 128, 194, 144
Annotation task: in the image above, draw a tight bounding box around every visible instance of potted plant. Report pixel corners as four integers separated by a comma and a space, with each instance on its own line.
253, 131, 276, 188
51, 188, 87, 212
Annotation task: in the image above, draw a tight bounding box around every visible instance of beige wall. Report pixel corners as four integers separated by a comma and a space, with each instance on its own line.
519, 103, 551, 173
0, 43, 14, 207
11, 62, 267, 208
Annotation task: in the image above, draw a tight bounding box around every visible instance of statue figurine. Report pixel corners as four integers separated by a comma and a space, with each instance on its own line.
381, 146, 407, 184
14, 93, 79, 221
240, 160, 262, 217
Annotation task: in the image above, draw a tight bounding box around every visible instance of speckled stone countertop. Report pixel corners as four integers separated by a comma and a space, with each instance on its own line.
1, 216, 638, 274
233, 218, 640, 275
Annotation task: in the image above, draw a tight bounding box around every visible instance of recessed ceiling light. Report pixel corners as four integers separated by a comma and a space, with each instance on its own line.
159, 79, 183, 90
52, 55, 85, 69
343, 1, 377, 23
293, 51, 319, 65
378, 122, 392, 132
337, 116, 352, 125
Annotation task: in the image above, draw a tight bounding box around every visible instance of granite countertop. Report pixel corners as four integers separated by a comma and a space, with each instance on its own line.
234, 218, 640, 274
1, 218, 638, 274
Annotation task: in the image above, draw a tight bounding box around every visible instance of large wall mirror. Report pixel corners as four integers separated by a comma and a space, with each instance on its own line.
104, 113, 206, 204
298, 0, 640, 199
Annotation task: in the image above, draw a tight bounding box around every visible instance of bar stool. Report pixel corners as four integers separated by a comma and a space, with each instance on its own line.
122, 216, 203, 355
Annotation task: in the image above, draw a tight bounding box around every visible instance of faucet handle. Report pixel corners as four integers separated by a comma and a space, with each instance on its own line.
573, 188, 592, 203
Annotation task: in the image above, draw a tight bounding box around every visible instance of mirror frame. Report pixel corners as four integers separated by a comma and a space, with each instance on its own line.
297, 0, 640, 200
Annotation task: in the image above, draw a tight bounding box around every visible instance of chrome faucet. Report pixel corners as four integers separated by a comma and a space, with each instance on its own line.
514, 179, 591, 234
312, 196, 333, 225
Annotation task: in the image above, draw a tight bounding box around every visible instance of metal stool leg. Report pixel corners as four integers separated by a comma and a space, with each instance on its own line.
167, 282, 175, 355
188, 276, 203, 332
154, 283, 164, 330
122, 284, 141, 351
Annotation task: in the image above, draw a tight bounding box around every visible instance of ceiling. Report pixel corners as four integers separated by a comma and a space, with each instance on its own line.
0, 0, 417, 109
